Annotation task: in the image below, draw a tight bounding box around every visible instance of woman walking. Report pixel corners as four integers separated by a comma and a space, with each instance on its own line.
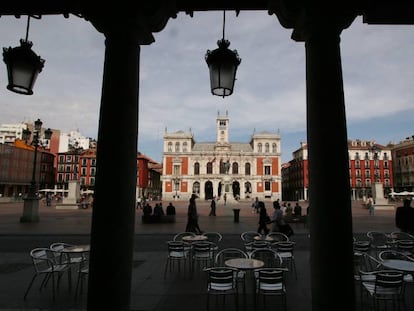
186, 194, 202, 234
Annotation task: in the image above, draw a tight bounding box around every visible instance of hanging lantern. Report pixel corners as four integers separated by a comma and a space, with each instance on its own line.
2, 16, 45, 95
205, 11, 241, 97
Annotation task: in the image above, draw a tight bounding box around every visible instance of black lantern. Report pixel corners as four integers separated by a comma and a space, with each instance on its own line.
3, 16, 45, 95
205, 11, 241, 97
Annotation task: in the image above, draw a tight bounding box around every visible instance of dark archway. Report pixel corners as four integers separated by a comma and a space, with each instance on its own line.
232, 181, 240, 199
205, 181, 213, 200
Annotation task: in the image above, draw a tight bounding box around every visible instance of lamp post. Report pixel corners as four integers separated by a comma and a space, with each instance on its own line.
20, 118, 52, 223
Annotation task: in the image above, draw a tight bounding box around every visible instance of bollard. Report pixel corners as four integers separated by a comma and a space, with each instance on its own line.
233, 208, 240, 223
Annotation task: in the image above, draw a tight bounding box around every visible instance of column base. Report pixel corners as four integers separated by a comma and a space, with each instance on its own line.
20, 197, 40, 223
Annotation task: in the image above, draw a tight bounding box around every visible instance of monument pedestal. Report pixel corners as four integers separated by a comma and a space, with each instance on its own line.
372, 182, 395, 210
56, 180, 81, 209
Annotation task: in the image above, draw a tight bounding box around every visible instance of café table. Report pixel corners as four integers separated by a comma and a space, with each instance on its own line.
182, 235, 208, 242
381, 259, 414, 272
254, 235, 273, 242
225, 258, 264, 304
58, 244, 90, 292
381, 258, 414, 306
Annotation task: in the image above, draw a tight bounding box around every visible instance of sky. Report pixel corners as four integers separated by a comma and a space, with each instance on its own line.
0, 11, 413, 164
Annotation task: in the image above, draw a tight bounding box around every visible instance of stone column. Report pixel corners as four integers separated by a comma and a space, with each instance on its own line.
305, 21, 355, 310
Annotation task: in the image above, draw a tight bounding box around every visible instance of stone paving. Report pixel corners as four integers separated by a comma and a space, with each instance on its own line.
0, 199, 406, 311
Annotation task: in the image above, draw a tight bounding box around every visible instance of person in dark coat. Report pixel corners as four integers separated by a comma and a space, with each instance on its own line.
395, 198, 414, 234
257, 201, 270, 234
186, 194, 202, 234
209, 197, 216, 216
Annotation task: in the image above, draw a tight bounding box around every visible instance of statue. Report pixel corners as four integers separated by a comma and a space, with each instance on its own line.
224, 160, 230, 174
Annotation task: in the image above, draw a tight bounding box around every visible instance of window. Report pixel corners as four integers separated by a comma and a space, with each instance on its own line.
272, 143, 277, 153
219, 160, 225, 174
264, 166, 271, 175
264, 181, 271, 191
245, 163, 251, 175
207, 162, 213, 174
232, 162, 238, 174
193, 182, 200, 194
265, 143, 269, 153
194, 162, 200, 175
175, 142, 180, 152
168, 142, 172, 152
258, 143, 262, 152
183, 142, 188, 152
173, 165, 180, 176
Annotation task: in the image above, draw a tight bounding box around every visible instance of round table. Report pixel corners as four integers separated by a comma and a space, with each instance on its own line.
381, 259, 414, 272
225, 258, 264, 270
62, 244, 90, 253
182, 235, 208, 242
254, 236, 274, 242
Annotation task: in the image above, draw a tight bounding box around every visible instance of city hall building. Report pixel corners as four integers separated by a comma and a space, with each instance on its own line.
161, 111, 281, 202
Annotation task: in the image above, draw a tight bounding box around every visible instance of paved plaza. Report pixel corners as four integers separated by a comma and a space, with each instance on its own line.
0, 199, 407, 311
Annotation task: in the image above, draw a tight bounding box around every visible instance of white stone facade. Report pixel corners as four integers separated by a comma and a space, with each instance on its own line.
161, 112, 282, 202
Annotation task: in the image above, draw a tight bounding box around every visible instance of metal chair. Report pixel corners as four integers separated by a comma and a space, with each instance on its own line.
254, 268, 287, 310
249, 248, 283, 268
202, 232, 223, 257
271, 241, 297, 279
367, 231, 392, 256
204, 266, 239, 311
361, 270, 406, 311
241, 231, 261, 243
163, 241, 190, 279
191, 241, 215, 276
24, 247, 70, 300
215, 248, 248, 294
74, 251, 89, 299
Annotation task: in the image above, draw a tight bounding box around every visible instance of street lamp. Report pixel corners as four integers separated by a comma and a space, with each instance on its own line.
20, 118, 52, 223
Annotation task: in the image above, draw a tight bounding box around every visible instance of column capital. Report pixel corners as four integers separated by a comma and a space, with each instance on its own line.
268, 1, 358, 41
82, 1, 178, 45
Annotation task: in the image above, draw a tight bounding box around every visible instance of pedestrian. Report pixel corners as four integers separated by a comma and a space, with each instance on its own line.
186, 194, 202, 234
395, 198, 414, 234
254, 196, 259, 213
209, 197, 216, 216
257, 201, 270, 235
270, 200, 284, 232
166, 202, 176, 216
294, 202, 302, 217
366, 196, 375, 216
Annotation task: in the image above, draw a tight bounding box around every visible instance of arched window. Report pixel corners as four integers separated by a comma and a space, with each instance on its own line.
272, 143, 277, 153
258, 143, 262, 152
194, 162, 200, 175
265, 143, 269, 153
175, 142, 180, 152
207, 162, 213, 174
183, 142, 188, 152
245, 163, 251, 175
193, 182, 200, 195
168, 142, 172, 152
232, 162, 238, 174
